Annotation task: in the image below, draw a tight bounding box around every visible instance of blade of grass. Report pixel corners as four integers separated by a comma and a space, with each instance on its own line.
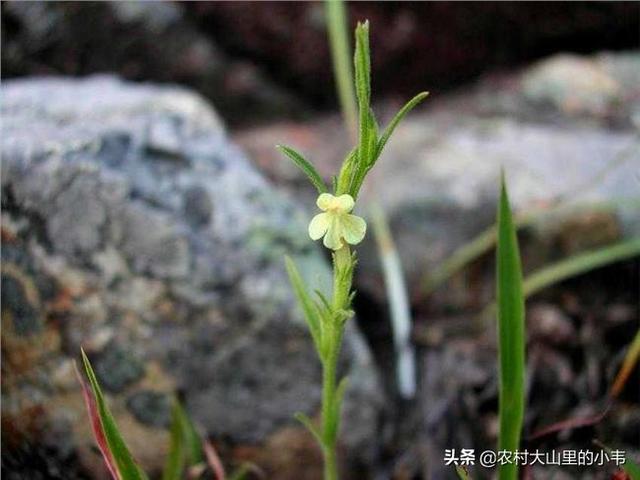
203, 441, 226, 480
455, 465, 472, 480
325, 0, 357, 139
162, 401, 186, 480
422, 198, 640, 297
75, 363, 120, 480
80, 349, 148, 480
594, 441, 640, 480
522, 237, 640, 298
496, 175, 525, 480
480, 237, 640, 325
371, 203, 416, 399
610, 328, 640, 398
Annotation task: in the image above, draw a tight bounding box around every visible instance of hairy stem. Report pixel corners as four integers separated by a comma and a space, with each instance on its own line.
319, 245, 353, 480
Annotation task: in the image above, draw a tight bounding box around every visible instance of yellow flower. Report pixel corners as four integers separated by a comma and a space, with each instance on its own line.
308, 193, 367, 250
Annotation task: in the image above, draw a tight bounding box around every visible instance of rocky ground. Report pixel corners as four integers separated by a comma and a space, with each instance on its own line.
1, 77, 381, 479
1, 3, 639, 478
234, 51, 640, 479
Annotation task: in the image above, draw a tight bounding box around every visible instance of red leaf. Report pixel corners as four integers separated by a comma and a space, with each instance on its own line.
203, 441, 226, 480
74, 362, 121, 480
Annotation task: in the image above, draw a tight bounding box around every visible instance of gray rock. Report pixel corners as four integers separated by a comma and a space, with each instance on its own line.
1, 76, 382, 476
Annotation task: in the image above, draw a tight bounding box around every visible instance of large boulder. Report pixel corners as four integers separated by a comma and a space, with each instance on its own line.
1, 76, 382, 479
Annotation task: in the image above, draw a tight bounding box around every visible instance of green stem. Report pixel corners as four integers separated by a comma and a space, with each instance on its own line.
319, 245, 353, 480
321, 341, 339, 480
325, 0, 358, 141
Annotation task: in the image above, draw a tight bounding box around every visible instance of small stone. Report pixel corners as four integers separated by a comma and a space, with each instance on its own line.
92, 345, 145, 393
182, 185, 213, 228
528, 304, 576, 345
1, 269, 42, 336
126, 390, 171, 428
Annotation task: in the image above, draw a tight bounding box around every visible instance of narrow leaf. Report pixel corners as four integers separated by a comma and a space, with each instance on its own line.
325, 0, 357, 138
325, 377, 349, 446
594, 441, 640, 480
353, 21, 371, 116
162, 401, 186, 480
276, 145, 328, 194
294, 412, 324, 447
174, 400, 204, 465
611, 328, 640, 398
376, 91, 429, 159
81, 349, 148, 480
455, 465, 472, 480
496, 175, 525, 480
75, 363, 120, 480
203, 441, 226, 480
285, 256, 324, 355
523, 237, 640, 299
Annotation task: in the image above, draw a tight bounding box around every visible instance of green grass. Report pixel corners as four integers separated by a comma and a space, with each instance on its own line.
496, 175, 526, 480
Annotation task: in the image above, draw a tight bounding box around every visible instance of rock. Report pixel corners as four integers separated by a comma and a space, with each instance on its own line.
1, 76, 382, 477
235, 51, 640, 308
184, 2, 639, 107
1, 2, 306, 127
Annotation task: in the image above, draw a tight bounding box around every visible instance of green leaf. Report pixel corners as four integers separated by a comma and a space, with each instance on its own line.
496, 174, 525, 480
81, 350, 148, 480
325, 0, 357, 136
353, 21, 371, 122
376, 91, 429, 159
455, 465, 472, 480
523, 237, 640, 299
285, 256, 324, 356
622, 456, 640, 480
325, 376, 348, 446
276, 145, 328, 194
162, 401, 185, 480
162, 399, 203, 480
294, 412, 324, 447
354, 21, 374, 196
173, 400, 203, 465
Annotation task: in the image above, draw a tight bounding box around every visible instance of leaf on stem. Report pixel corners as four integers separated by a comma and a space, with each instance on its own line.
294, 412, 324, 447
276, 145, 328, 194
376, 91, 429, 159
325, 376, 349, 446
285, 256, 324, 356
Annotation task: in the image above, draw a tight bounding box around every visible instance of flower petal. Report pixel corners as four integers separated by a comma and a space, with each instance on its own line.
323, 217, 344, 250
334, 194, 355, 213
316, 193, 335, 211
308, 213, 330, 240
340, 214, 367, 245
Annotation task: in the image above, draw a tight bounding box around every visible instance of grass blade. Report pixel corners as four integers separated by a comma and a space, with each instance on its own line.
325, 0, 357, 139
75, 363, 120, 480
610, 328, 640, 398
496, 175, 525, 480
80, 349, 148, 480
523, 237, 640, 298
162, 401, 186, 480
276, 145, 328, 194
371, 204, 416, 399
203, 441, 227, 480
455, 465, 472, 480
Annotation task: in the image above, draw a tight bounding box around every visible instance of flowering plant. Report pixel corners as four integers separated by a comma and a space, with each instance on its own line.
278, 21, 427, 480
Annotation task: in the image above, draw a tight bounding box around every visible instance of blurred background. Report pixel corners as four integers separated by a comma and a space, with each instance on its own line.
2, 2, 639, 479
